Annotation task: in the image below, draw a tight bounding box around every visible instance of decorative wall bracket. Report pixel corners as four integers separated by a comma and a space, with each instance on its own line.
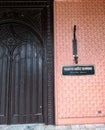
72, 25, 78, 64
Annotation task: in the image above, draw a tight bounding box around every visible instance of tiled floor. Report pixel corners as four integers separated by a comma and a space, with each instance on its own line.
0, 124, 105, 130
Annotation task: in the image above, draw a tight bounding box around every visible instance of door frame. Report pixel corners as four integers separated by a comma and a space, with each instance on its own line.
0, 0, 54, 125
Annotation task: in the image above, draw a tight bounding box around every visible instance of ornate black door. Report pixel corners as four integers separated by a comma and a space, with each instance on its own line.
0, 0, 54, 125
0, 23, 43, 124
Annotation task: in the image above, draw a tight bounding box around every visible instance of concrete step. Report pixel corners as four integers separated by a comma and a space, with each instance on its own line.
0, 124, 105, 130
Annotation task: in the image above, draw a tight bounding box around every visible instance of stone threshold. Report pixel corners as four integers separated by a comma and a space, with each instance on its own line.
0, 124, 105, 130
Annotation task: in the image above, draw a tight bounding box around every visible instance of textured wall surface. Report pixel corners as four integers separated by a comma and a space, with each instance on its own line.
54, 0, 105, 125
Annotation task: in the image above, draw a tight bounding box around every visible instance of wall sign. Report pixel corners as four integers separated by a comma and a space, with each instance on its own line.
62, 65, 95, 76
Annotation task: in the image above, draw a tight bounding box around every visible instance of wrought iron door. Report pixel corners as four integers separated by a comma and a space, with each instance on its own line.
0, 23, 43, 124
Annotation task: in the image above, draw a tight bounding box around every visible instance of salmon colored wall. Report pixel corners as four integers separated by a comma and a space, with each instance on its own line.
54, 0, 105, 125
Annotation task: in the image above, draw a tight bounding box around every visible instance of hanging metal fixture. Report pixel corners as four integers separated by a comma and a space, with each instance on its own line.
72, 25, 78, 64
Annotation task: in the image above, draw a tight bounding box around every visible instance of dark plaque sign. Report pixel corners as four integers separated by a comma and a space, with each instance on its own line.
62, 65, 95, 76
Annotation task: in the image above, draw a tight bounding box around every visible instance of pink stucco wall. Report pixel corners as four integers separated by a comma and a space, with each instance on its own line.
54, 0, 105, 125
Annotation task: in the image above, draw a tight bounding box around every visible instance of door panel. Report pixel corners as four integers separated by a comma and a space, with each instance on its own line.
11, 44, 43, 123
0, 45, 9, 124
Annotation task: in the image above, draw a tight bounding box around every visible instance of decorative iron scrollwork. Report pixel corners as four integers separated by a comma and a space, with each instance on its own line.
0, 9, 43, 40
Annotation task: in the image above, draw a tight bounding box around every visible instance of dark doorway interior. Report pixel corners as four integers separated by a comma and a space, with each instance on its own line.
0, 0, 54, 125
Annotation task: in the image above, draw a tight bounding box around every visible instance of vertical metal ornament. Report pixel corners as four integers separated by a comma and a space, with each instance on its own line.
72, 25, 78, 64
